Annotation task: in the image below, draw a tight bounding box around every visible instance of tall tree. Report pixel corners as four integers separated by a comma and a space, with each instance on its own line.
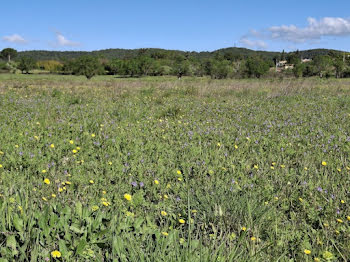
17, 57, 36, 74
1, 48, 17, 62
72, 56, 103, 79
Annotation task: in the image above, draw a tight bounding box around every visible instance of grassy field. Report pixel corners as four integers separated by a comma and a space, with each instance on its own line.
0, 74, 350, 261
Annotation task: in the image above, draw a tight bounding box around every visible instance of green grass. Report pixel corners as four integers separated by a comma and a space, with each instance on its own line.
0, 74, 350, 261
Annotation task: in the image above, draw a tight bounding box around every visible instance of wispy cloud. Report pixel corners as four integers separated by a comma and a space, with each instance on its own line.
53, 32, 80, 47
2, 34, 27, 44
239, 37, 267, 49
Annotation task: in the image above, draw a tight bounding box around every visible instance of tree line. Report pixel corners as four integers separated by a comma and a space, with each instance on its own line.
1, 47, 350, 79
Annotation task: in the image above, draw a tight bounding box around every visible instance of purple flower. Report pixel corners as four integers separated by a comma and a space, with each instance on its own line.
139, 182, 144, 187
131, 181, 137, 187
317, 187, 323, 192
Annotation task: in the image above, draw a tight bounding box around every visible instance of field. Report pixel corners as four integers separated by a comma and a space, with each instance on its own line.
0, 74, 350, 261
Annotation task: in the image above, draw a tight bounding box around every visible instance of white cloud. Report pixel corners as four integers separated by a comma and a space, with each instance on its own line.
269, 17, 350, 42
54, 32, 80, 47
239, 37, 267, 49
2, 34, 27, 44
240, 17, 350, 46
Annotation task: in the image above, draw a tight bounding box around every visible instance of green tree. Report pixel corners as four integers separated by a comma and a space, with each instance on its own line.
17, 56, 36, 74
333, 58, 345, 78
72, 56, 103, 79
1, 48, 17, 62
312, 55, 332, 78
210, 60, 231, 79
293, 62, 305, 78
245, 57, 270, 78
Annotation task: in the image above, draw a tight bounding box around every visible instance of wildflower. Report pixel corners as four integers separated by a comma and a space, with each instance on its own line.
179, 219, 185, 224
76, 147, 81, 150
241, 227, 247, 231
304, 167, 308, 170
161, 211, 167, 216
280, 165, 285, 168
91, 134, 95, 138
58, 187, 63, 192
322, 251, 334, 260
337, 218, 343, 223
65, 181, 71, 185
15, 145, 19, 148
51, 194, 56, 198
124, 194, 132, 201
102, 201, 110, 206
42, 197, 47, 201
42, 169, 47, 173
217, 142, 221, 147
270, 166, 275, 170
177, 170, 182, 175
102, 190, 106, 194
299, 198, 303, 202
179, 238, 185, 244
44, 178, 50, 185
154, 179, 159, 185
163, 194, 168, 199
92, 205, 99, 211
341, 200, 345, 204
304, 249, 311, 255
51, 250, 61, 258
251, 236, 256, 241
34, 136, 39, 140
347, 216, 350, 221
50, 144, 55, 148
314, 258, 320, 262
337, 168, 341, 172
253, 165, 258, 169
162, 232, 169, 236
72, 149, 77, 153
108, 161, 112, 165
0, 164, 2, 168
234, 145, 238, 149
89, 180, 94, 184
69, 140, 74, 144
322, 161, 327, 166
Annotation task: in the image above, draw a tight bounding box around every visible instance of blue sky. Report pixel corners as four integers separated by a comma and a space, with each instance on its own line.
1, 0, 350, 52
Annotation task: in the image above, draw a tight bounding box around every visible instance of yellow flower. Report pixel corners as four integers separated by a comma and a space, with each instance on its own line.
299, 198, 303, 202
217, 143, 221, 147
304, 249, 311, 255
44, 178, 50, 185
65, 181, 71, 185
69, 140, 74, 144
92, 205, 99, 211
337, 218, 343, 223
0, 164, 2, 168
179, 238, 185, 244
58, 187, 63, 192
234, 144, 238, 149
124, 194, 132, 201
179, 219, 185, 224
76, 147, 81, 150
72, 149, 77, 153
162, 232, 169, 236
314, 258, 320, 262
42, 197, 47, 201
163, 194, 168, 199
51, 250, 61, 258
304, 167, 308, 170
280, 165, 285, 168
347, 216, 350, 221
241, 227, 247, 231
337, 168, 341, 172
341, 200, 345, 204
177, 170, 182, 175
34, 136, 39, 140
42, 169, 47, 173
102, 201, 110, 206
322, 161, 327, 166
161, 211, 167, 216
108, 161, 112, 165
51, 194, 56, 198
270, 166, 275, 170
250, 236, 256, 241
15, 145, 19, 148
322, 251, 334, 260
253, 165, 258, 169
91, 133, 96, 138
50, 144, 55, 148
102, 190, 107, 194
154, 180, 159, 185
89, 180, 94, 184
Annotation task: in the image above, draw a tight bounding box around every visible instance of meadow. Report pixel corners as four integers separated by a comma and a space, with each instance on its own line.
0, 74, 350, 261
